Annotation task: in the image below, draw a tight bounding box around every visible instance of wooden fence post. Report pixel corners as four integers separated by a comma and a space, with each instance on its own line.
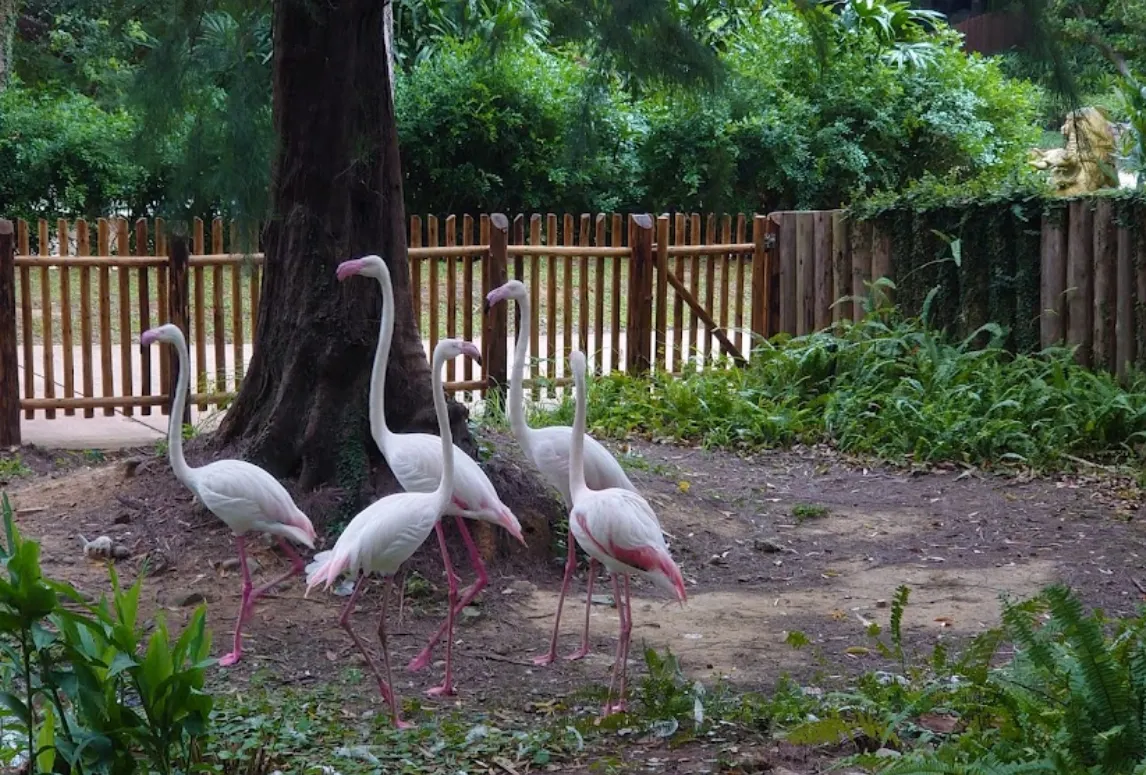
168, 232, 192, 425
0, 220, 19, 446
626, 214, 654, 374
485, 214, 509, 400
750, 214, 770, 342
1040, 208, 1067, 348
655, 215, 670, 366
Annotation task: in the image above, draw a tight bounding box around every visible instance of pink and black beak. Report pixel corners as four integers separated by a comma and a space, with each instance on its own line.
461, 341, 483, 368
335, 258, 366, 282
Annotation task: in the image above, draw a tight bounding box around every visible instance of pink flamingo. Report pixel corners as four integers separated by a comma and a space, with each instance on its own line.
306, 338, 481, 729
141, 324, 317, 667
336, 256, 524, 696
561, 349, 687, 718
485, 280, 645, 665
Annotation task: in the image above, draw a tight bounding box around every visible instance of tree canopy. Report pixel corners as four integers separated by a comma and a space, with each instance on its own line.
1, 0, 1053, 223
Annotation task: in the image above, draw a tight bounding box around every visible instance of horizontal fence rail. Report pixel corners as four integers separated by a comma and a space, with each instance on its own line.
4, 201, 1143, 447
2, 212, 815, 440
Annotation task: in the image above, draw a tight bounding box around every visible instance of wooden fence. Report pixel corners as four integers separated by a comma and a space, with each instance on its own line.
1, 211, 832, 443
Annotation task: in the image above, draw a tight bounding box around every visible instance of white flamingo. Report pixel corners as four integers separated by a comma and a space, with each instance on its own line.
562, 349, 687, 719
485, 279, 641, 665
306, 338, 480, 729
336, 255, 524, 695
141, 324, 317, 667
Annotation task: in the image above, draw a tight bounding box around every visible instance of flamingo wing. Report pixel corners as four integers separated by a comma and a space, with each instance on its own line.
574, 489, 683, 600
194, 460, 315, 547
387, 433, 507, 516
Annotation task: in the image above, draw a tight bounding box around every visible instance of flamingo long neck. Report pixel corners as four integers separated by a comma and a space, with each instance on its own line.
569, 361, 589, 502
167, 332, 195, 487
369, 266, 396, 450
509, 292, 533, 451
431, 348, 454, 508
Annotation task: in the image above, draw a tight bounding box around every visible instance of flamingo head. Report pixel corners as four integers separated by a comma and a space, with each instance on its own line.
434, 338, 483, 368
335, 254, 386, 282
499, 508, 527, 546
140, 323, 183, 350
484, 279, 526, 314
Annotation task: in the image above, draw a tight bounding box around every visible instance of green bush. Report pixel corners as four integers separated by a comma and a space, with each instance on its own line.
0, 81, 146, 222
639, 4, 1044, 212
395, 39, 644, 215
0, 492, 214, 773
534, 303, 1146, 469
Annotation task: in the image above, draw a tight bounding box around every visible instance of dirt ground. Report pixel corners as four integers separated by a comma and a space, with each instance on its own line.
3, 433, 1145, 773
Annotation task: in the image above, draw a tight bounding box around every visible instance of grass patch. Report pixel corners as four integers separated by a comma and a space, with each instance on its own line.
0, 455, 32, 479
792, 503, 830, 522
522, 308, 1146, 471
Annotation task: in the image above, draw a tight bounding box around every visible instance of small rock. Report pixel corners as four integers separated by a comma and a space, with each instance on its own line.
875, 599, 889, 608
121, 457, 145, 478
219, 557, 241, 572
112, 544, 131, 560
491, 642, 510, 656
874, 748, 901, 759
113, 512, 132, 525
753, 538, 789, 554
509, 579, 537, 595
173, 592, 207, 607
461, 606, 482, 620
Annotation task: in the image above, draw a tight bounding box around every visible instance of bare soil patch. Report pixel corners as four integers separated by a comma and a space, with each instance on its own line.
4, 433, 1145, 772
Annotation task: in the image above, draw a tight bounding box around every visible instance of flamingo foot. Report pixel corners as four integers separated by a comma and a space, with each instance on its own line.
596, 700, 628, 722
407, 650, 433, 672
426, 682, 456, 698
218, 651, 241, 667
393, 718, 416, 730
532, 652, 557, 666
563, 646, 590, 662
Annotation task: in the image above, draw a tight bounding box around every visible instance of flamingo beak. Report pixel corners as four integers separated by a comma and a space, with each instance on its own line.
505, 520, 526, 546
335, 259, 364, 282
461, 342, 483, 366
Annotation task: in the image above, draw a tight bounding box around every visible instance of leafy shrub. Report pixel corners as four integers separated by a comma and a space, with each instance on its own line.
640, 3, 1044, 212
0, 492, 214, 773
0, 81, 145, 222
396, 39, 643, 215
534, 303, 1146, 469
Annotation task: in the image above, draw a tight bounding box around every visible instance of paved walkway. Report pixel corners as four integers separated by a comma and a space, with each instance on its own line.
14, 328, 750, 449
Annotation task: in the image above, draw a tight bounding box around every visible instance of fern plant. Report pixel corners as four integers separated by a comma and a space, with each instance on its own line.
880, 585, 1146, 775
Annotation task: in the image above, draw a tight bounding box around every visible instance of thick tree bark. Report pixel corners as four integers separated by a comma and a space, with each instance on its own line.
217, 0, 470, 494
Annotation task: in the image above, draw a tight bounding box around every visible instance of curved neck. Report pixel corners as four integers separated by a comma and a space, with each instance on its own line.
369, 268, 396, 449
569, 365, 588, 501
509, 293, 532, 445
431, 349, 454, 505
167, 334, 194, 486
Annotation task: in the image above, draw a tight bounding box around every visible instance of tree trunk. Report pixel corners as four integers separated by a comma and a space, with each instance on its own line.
0, 0, 18, 91
217, 0, 470, 497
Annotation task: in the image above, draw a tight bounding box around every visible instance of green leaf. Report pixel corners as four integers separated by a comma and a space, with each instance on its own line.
35, 703, 56, 773
0, 691, 31, 725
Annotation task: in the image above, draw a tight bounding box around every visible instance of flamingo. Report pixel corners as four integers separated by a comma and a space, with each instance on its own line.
306, 338, 480, 729
140, 324, 317, 667
562, 349, 687, 719
484, 279, 643, 665
335, 255, 524, 696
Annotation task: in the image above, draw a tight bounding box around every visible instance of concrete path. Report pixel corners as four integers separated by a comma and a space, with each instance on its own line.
14, 327, 751, 449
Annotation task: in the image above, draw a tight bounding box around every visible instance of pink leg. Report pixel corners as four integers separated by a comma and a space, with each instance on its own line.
376, 575, 415, 729
219, 535, 253, 667
426, 521, 458, 697
611, 575, 634, 714
251, 538, 307, 599
565, 558, 597, 661
533, 527, 578, 666
599, 573, 630, 720
409, 515, 488, 671
338, 573, 394, 706
394, 568, 407, 627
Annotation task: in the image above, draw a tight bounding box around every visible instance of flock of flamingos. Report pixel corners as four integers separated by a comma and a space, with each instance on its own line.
138, 255, 688, 729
